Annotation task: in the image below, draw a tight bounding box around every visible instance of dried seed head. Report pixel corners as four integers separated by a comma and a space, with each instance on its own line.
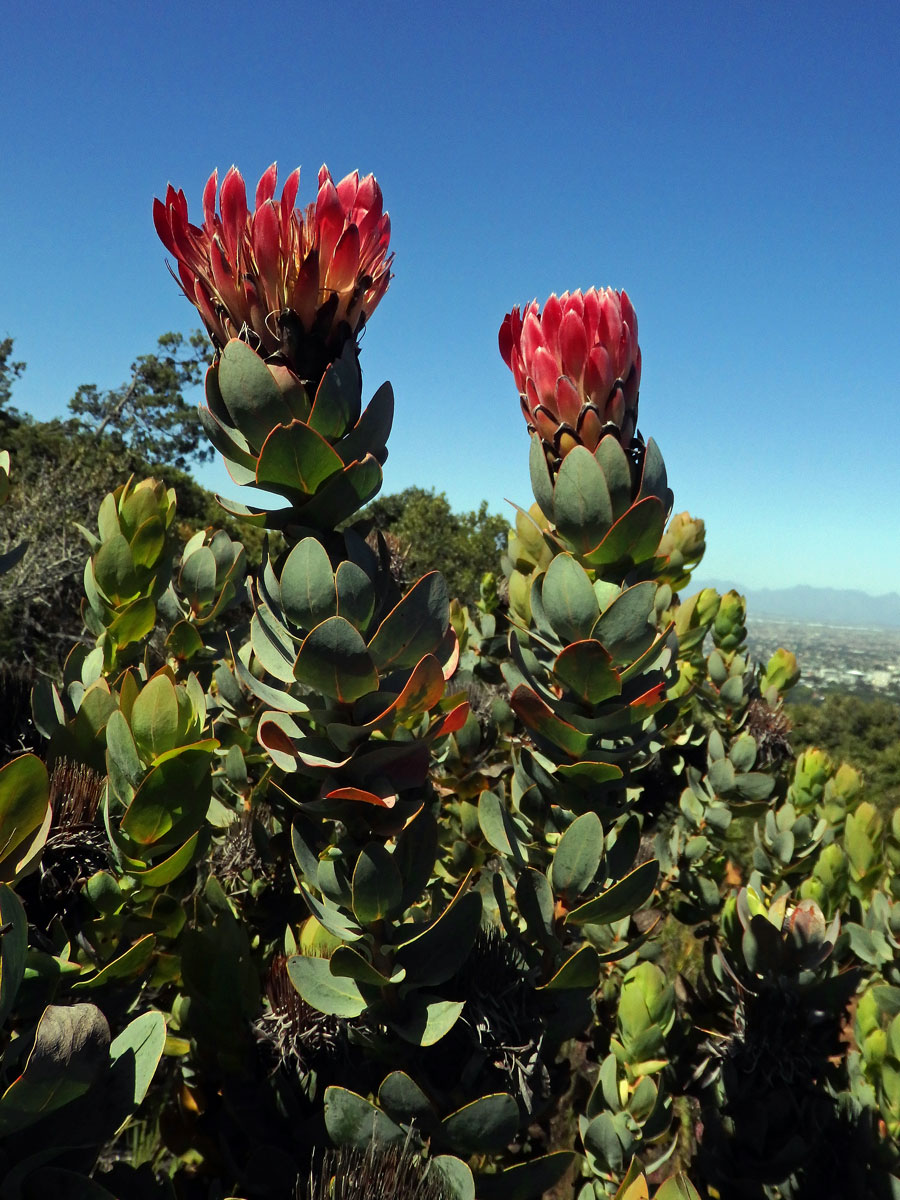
745, 698, 793, 769
213, 804, 269, 888
21, 758, 108, 938
255, 954, 346, 1076
49, 758, 104, 830
302, 1137, 451, 1200
444, 926, 548, 1111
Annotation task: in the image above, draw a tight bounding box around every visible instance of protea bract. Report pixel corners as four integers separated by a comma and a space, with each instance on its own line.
154, 163, 393, 381
499, 288, 641, 466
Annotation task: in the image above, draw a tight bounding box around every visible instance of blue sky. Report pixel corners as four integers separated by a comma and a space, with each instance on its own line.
2, 1, 898, 593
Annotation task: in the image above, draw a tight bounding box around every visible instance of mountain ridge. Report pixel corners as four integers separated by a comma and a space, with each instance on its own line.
692, 581, 900, 630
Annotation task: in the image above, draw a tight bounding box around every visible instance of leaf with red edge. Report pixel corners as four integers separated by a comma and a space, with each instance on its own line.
0, 755, 49, 870
431, 701, 470, 738
553, 641, 622, 705
591, 582, 657, 664
217, 339, 294, 450
295, 616, 378, 703
309, 342, 362, 441
258, 713, 300, 773
368, 572, 450, 672
565, 858, 659, 926
557, 761, 622, 785
583, 496, 666, 570
293, 739, 352, 770
392, 655, 446, 720
0, 1004, 110, 1135
437, 628, 460, 679
120, 747, 212, 849
360, 655, 445, 733
296, 456, 383, 529
335, 380, 394, 466
629, 681, 667, 710
509, 685, 591, 759
325, 786, 397, 808
256, 420, 344, 499
620, 623, 675, 683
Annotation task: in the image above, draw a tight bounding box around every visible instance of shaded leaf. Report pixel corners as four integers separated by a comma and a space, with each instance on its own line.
287, 955, 368, 1018
324, 1086, 405, 1149
566, 859, 659, 926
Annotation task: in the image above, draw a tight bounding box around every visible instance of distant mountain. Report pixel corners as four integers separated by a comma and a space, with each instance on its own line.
692, 582, 900, 630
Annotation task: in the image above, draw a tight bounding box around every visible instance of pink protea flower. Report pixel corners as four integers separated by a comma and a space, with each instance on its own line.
499, 288, 641, 463
153, 163, 393, 378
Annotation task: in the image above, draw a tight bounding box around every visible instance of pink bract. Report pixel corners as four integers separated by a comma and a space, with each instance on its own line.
153, 163, 393, 372
499, 288, 641, 461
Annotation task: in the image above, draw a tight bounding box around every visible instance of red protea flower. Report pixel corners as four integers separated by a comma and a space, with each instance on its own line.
153, 163, 393, 379
499, 288, 641, 464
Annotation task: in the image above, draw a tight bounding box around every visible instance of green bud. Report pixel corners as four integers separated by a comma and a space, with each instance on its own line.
712, 590, 747, 654
759, 647, 800, 696
788, 748, 834, 812
658, 512, 706, 590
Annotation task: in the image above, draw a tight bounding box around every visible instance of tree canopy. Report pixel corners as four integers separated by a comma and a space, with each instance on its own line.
67, 330, 214, 469
363, 486, 508, 607
789, 690, 900, 818
0, 337, 25, 412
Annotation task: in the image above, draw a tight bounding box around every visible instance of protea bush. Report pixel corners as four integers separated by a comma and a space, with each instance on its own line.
0, 156, 897, 1200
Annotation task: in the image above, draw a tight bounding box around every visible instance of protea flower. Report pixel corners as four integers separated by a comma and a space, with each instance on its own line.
499, 288, 641, 465
153, 162, 393, 380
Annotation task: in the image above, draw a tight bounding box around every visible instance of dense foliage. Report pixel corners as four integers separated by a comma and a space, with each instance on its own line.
363, 487, 508, 607
0, 160, 898, 1200
790, 691, 900, 819
0, 336, 263, 673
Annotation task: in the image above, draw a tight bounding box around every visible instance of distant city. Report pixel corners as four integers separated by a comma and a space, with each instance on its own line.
745, 617, 900, 702
689, 581, 900, 701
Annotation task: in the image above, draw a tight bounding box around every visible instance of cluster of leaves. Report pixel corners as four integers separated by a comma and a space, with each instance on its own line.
789, 692, 900, 819
0, 308, 899, 1200
0, 333, 264, 674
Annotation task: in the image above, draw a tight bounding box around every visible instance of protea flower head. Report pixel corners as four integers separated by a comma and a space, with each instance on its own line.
153, 162, 393, 380
499, 288, 641, 465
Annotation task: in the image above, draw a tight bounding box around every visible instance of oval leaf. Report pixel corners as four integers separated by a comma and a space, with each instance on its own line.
551, 812, 604, 903
287, 955, 368, 1018
442, 1092, 519, 1154
541, 554, 600, 644
368, 572, 450, 671
280, 536, 338, 630
566, 859, 659, 926
351, 843, 403, 923
295, 616, 378, 702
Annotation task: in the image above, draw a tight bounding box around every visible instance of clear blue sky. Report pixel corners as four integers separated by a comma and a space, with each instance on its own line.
2, 2, 898, 594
